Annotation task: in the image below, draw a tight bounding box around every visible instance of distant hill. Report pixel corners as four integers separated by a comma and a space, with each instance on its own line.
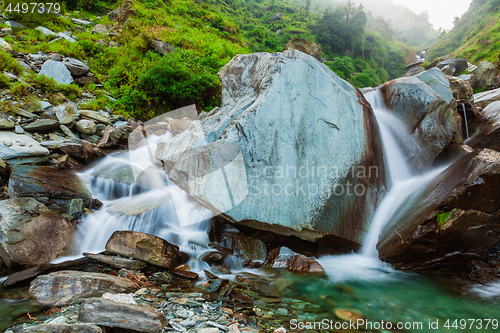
427, 0, 500, 64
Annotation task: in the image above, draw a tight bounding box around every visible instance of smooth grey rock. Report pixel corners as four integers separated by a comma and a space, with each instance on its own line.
18, 323, 103, 333
16, 59, 33, 72
379, 68, 457, 167
14, 125, 25, 134
441, 65, 455, 75
151, 39, 176, 55
92, 24, 108, 34
83, 252, 147, 270
155, 50, 386, 245
106, 190, 172, 216
6, 20, 26, 29
474, 88, 500, 108
91, 160, 140, 184
39, 101, 52, 110
16, 108, 39, 119
23, 119, 60, 133
71, 18, 92, 26
39, 60, 74, 85
0, 119, 15, 130
63, 58, 90, 77
53, 102, 79, 125
36, 26, 56, 37
0, 198, 74, 267
80, 110, 111, 125
48, 53, 63, 62
0, 132, 49, 160
60, 124, 78, 139
79, 298, 167, 332
29, 271, 137, 306
76, 119, 97, 134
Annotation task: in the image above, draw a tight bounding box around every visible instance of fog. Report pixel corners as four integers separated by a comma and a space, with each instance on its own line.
391, 0, 472, 30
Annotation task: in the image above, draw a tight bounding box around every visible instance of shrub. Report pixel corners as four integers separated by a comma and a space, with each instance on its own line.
10, 82, 32, 100
0, 49, 24, 75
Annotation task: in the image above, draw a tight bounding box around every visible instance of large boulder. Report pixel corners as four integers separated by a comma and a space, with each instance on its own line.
63, 58, 90, 77
0, 198, 74, 267
470, 60, 498, 88
379, 68, 458, 166
283, 38, 322, 62
29, 271, 137, 306
378, 149, 500, 275
466, 101, 500, 150
8, 165, 92, 214
447, 75, 474, 104
155, 50, 386, 247
434, 58, 468, 75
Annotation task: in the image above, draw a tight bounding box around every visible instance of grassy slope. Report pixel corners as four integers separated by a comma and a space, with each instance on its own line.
427, 0, 500, 64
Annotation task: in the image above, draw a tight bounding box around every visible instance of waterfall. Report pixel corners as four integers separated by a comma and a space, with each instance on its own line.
71, 129, 216, 272
318, 90, 447, 281
462, 103, 470, 140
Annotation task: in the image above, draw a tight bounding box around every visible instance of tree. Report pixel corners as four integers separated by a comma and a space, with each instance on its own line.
305, 0, 311, 12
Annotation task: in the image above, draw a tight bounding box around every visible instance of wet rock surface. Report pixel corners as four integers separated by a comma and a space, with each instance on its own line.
378, 149, 500, 274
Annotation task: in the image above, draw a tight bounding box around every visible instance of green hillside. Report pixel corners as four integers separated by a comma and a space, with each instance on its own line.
1, 0, 421, 120
427, 0, 500, 64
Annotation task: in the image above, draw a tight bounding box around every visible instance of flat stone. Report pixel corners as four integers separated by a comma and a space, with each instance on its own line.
105, 230, 179, 269
0, 119, 15, 130
80, 110, 112, 125
60, 125, 78, 139
16, 108, 39, 119
106, 190, 172, 215
102, 292, 136, 305
6, 20, 26, 29
29, 271, 137, 306
151, 39, 176, 55
40, 101, 52, 110
71, 18, 92, 26
83, 252, 147, 270
79, 298, 167, 332
57, 32, 77, 42
39, 60, 74, 85
22, 119, 60, 133
18, 324, 103, 333
474, 88, 500, 108
0, 132, 49, 160
36, 26, 57, 37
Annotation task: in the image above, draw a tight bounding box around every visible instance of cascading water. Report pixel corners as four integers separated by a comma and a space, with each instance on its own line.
72, 130, 218, 272
462, 103, 470, 140
318, 90, 447, 281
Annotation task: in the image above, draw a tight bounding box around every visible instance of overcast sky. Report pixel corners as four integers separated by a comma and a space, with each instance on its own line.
392, 0, 472, 30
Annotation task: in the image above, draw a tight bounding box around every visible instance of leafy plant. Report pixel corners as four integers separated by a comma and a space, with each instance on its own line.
435, 211, 453, 229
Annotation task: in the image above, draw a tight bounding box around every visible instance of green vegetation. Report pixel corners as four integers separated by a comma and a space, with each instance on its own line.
427, 0, 500, 64
435, 211, 453, 229
1, 0, 428, 120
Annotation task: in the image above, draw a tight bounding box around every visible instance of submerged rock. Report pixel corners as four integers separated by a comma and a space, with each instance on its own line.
28, 271, 137, 306
156, 50, 386, 246
79, 298, 167, 332
106, 230, 179, 268
232, 234, 267, 261
380, 68, 457, 166
378, 149, 500, 275
0, 198, 74, 267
